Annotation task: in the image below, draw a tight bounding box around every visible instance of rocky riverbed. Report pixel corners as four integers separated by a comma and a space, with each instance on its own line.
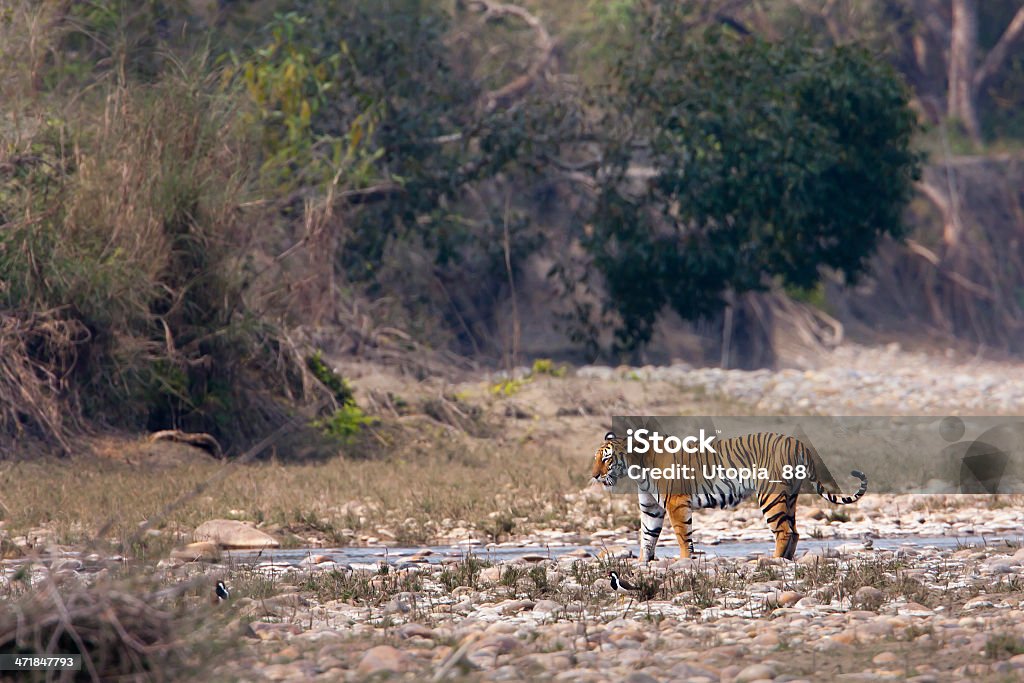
569, 343, 1024, 415
202, 344, 1024, 681
165, 538, 1024, 682
4, 342, 1024, 680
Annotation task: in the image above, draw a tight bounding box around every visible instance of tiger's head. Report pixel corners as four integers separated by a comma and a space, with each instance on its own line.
591, 431, 628, 488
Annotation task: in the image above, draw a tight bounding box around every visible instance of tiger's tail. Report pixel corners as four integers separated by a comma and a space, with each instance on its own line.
814, 470, 868, 504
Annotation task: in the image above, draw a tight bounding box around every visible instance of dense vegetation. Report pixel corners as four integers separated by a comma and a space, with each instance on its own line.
589, 15, 920, 350
1, 0, 1020, 452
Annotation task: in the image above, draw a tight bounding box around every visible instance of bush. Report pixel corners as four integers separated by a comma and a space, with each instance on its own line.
303, 351, 376, 441
313, 403, 377, 442
0, 53, 308, 452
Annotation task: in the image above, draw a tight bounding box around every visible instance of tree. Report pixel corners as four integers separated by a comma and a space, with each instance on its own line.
918, 0, 1024, 144
586, 11, 922, 351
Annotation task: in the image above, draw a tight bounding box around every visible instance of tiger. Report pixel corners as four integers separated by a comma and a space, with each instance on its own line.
591, 431, 867, 560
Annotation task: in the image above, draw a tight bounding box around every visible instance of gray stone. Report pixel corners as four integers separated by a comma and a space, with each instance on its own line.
193, 519, 279, 549
357, 645, 411, 675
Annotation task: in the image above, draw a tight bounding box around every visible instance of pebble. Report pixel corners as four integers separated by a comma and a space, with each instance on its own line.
578, 344, 1024, 414
854, 586, 884, 607
735, 663, 776, 681
357, 645, 411, 675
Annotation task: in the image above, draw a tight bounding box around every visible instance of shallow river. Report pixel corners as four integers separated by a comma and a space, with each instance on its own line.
225, 534, 1022, 569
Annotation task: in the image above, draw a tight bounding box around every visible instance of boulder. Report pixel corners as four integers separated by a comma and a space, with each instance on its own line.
357, 645, 411, 675
193, 519, 280, 549
170, 541, 220, 562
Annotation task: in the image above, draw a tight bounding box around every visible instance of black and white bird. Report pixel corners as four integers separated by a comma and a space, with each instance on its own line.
608, 571, 638, 596
214, 580, 230, 604
608, 570, 656, 616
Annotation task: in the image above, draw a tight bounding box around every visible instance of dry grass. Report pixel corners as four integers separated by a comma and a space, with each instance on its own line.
0, 425, 586, 553
0, 4, 332, 454
0, 572, 238, 681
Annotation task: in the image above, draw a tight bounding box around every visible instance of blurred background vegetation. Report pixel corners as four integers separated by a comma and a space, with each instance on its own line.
1, 0, 1023, 452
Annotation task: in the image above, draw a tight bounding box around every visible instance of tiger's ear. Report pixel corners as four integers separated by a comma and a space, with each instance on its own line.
604, 431, 616, 440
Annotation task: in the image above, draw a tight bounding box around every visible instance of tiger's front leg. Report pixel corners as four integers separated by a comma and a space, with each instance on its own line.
666, 494, 694, 559
637, 491, 665, 562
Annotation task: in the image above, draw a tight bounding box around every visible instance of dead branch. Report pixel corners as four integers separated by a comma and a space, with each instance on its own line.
905, 239, 996, 301
148, 430, 224, 459
973, 7, 1024, 95
917, 180, 950, 218
463, 0, 554, 111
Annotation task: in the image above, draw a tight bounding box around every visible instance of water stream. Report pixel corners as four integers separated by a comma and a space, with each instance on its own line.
224, 534, 1022, 569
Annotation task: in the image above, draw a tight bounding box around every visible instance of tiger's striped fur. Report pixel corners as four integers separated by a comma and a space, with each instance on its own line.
591, 431, 867, 560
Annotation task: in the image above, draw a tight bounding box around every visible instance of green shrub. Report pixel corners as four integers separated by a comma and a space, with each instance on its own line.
305, 351, 354, 405
312, 404, 377, 442
304, 351, 375, 442
490, 377, 530, 396
530, 358, 567, 377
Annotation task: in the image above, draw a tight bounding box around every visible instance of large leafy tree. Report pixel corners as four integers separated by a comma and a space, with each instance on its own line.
587, 9, 922, 350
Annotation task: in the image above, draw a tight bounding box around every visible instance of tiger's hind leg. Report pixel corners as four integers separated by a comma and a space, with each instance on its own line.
666, 494, 694, 559
760, 486, 800, 559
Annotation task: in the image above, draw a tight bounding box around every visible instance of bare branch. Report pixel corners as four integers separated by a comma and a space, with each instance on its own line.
148, 430, 224, 459
973, 7, 1024, 94
918, 179, 950, 216
463, 0, 554, 110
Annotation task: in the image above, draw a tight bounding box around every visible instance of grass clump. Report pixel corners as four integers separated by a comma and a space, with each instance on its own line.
0, 575, 237, 681
438, 555, 489, 592
986, 633, 1024, 659
0, 8, 338, 455
301, 568, 422, 605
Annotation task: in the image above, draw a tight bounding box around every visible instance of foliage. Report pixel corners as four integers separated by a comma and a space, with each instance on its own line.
58, 0, 197, 84
232, 11, 383, 189
586, 6, 922, 350
312, 403, 377, 442
225, 0, 574, 352
305, 351, 375, 441
305, 352, 354, 405
530, 358, 567, 377
490, 377, 530, 397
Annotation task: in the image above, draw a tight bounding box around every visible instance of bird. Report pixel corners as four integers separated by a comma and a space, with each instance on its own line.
608, 570, 657, 616
608, 570, 638, 596
213, 580, 230, 604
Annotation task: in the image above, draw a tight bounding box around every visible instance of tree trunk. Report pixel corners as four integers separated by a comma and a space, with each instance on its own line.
948, 0, 982, 145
